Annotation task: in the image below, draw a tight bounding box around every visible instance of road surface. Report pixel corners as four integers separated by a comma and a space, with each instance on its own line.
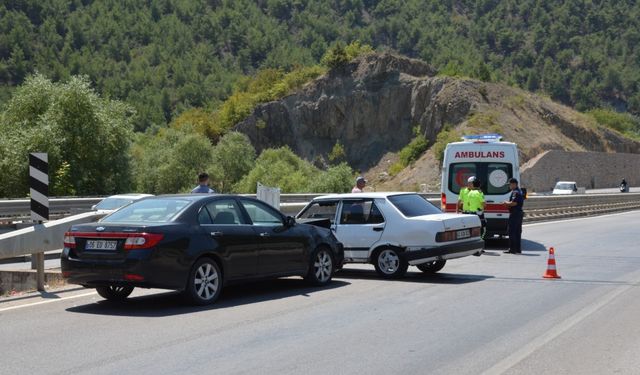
1, 211, 639, 375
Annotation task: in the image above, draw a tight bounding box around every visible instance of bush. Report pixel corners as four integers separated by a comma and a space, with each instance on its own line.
235, 147, 318, 193
398, 135, 429, 166
171, 108, 224, 143
587, 108, 640, 138
309, 163, 353, 193
433, 126, 461, 164
131, 126, 213, 194
209, 132, 256, 193
328, 141, 346, 164
215, 66, 326, 131
321, 41, 373, 69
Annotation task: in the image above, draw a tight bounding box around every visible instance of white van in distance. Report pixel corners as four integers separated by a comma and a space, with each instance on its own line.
441, 134, 520, 238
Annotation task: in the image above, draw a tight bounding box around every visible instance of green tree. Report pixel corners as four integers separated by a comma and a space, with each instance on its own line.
0, 74, 134, 197
235, 147, 318, 193
209, 132, 256, 193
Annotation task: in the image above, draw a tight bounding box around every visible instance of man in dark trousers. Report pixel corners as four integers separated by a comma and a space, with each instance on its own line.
503, 178, 524, 254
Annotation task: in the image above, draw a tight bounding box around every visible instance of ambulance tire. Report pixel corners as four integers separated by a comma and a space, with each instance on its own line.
417, 260, 446, 274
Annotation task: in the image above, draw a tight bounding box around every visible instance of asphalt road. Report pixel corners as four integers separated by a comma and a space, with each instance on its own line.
1, 211, 639, 375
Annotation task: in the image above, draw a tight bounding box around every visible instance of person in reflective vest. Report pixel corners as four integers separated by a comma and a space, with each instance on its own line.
457, 176, 476, 213
462, 177, 487, 240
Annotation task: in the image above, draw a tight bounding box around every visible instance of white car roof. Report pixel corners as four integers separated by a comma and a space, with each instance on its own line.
312, 192, 418, 200
104, 194, 154, 199
555, 181, 576, 184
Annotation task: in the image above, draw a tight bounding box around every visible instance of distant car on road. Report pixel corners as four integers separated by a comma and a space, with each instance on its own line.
552, 181, 578, 195
296, 192, 483, 278
62, 195, 344, 305
92, 194, 154, 214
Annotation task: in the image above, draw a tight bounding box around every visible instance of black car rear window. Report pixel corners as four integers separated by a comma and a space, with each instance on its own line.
388, 194, 441, 217
101, 199, 190, 223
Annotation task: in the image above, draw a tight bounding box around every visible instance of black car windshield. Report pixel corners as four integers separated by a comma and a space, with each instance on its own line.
388, 194, 441, 217
101, 198, 191, 223
95, 198, 134, 210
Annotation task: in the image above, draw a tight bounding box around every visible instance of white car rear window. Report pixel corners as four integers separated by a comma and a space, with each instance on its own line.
388, 194, 441, 217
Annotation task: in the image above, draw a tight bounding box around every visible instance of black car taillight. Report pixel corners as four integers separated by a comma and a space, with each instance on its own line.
123, 233, 164, 250
63, 232, 76, 248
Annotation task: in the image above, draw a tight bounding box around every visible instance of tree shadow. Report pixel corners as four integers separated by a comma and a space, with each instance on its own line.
335, 267, 493, 285
65, 279, 350, 317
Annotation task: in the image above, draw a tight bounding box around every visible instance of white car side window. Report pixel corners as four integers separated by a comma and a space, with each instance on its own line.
339, 200, 385, 225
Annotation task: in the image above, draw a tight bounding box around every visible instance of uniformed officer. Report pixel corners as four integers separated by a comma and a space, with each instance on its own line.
503, 178, 524, 254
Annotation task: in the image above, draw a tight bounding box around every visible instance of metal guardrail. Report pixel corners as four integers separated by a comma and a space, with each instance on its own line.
0, 193, 442, 222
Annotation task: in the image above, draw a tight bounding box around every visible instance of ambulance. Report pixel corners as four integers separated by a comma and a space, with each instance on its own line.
440, 134, 520, 238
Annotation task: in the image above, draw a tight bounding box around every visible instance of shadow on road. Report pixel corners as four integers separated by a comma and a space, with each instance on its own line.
65, 278, 350, 317
335, 268, 493, 285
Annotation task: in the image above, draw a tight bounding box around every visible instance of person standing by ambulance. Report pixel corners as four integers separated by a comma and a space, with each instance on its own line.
461, 177, 487, 240
503, 178, 524, 254
456, 176, 475, 213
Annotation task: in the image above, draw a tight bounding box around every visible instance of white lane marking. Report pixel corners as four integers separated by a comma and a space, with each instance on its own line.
0, 291, 97, 313
481, 282, 635, 375
524, 209, 640, 227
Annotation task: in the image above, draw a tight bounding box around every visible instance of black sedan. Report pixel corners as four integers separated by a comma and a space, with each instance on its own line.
61, 195, 344, 305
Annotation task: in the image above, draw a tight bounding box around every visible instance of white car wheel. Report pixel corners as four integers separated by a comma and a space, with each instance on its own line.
374, 248, 408, 278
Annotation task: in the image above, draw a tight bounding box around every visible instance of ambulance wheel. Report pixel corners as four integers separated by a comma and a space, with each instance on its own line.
417, 260, 446, 274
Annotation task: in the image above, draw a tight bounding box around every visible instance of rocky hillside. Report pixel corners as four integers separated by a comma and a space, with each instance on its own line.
235, 53, 640, 190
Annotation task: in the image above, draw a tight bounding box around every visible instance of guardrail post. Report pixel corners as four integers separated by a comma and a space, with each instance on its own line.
34, 252, 45, 291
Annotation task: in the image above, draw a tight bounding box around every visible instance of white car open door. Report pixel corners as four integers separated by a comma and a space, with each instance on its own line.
333, 199, 385, 262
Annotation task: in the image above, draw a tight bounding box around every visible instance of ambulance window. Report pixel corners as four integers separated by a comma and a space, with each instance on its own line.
487, 164, 511, 194
449, 162, 513, 195
449, 163, 477, 194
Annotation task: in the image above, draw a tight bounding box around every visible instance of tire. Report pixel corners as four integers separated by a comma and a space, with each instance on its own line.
416, 260, 446, 274
305, 247, 335, 286
185, 257, 223, 306
373, 248, 408, 279
96, 285, 134, 301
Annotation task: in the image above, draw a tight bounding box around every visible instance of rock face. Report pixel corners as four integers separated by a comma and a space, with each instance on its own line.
235, 53, 640, 180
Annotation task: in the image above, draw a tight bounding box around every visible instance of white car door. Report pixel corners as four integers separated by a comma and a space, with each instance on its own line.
334, 199, 385, 262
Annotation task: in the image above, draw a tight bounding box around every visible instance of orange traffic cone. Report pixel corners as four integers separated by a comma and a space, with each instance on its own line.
543, 247, 561, 279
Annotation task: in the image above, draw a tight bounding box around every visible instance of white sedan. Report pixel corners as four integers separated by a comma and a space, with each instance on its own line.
296, 192, 483, 278
91, 194, 154, 215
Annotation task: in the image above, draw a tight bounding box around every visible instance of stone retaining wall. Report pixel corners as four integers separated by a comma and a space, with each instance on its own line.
521, 150, 640, 192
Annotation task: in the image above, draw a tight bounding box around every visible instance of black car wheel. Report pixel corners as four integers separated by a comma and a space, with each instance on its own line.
416, 260, 446, 274
185, 258, 222, 305
96, 286, 134, 301
305, 247, 334, 285
373, 248, 408, 279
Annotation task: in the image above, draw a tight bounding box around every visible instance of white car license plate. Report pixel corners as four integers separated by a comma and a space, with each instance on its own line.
85, 240, 118, 251
456, 229, 471, 239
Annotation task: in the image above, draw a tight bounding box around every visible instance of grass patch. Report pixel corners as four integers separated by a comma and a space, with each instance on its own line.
433, 126, 461, 164
587, 108, 640, 139
388, 133, 429, 176
466, 111, 503, 134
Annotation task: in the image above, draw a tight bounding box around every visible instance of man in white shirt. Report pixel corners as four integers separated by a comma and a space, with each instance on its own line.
352, 176, 366, 193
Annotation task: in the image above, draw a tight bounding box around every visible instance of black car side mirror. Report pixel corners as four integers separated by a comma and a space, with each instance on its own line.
285, 216, 296, 227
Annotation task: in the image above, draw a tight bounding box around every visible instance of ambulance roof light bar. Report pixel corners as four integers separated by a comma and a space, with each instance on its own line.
461, 133, 503, 143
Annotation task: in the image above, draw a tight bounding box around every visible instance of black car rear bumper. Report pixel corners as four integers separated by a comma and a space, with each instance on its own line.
60, 249, 184, 290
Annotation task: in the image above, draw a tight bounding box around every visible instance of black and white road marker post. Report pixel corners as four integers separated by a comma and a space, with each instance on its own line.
29, 152, 48, 291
